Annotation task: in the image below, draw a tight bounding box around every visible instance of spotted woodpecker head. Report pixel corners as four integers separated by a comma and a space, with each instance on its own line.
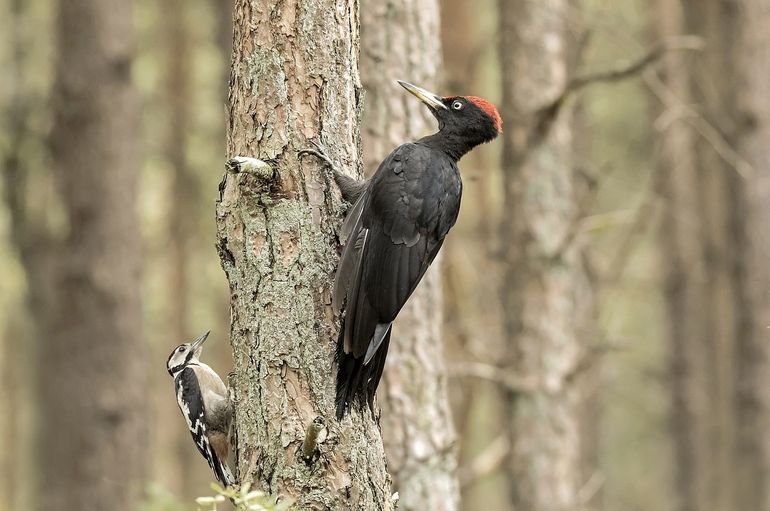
397, 80, 502, 153
166, 331, 210, 377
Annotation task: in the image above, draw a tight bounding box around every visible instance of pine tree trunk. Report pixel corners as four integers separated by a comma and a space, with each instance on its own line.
438, 2, 512, 509
684, 3, 743, 509
498, 1, 588, 509
217, 1, 391, 508
161, 0, 206, 497
658, 1, 770, 510
656, 2, 720, 510
359, 1, 459, 509
723, 1, 770, 508
41, 0, 147, 508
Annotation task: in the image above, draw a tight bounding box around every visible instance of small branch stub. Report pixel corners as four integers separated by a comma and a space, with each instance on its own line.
219, 156, 277, 202
226, 156, 274, 181
301, 416, 327, 463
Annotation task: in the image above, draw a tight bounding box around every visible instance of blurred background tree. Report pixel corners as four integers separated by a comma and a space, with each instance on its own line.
0, 0, 768, 509
359, 0, 460, 509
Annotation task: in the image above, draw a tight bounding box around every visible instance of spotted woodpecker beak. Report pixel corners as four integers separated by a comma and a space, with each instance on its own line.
190, 330, 210, 356
398, 80, 448, 111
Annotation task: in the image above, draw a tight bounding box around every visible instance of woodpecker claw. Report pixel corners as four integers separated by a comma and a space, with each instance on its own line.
298, 142, 336, 171
309, 139, 325, 153
299, 142, 368, 204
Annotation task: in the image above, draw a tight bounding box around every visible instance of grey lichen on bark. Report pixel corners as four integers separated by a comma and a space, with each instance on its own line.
359, 0, 460, 509
216, 0, 391, 509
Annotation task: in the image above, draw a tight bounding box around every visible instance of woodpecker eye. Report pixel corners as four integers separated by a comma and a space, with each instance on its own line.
452, 100, 463, 110
179, 346, 187, 353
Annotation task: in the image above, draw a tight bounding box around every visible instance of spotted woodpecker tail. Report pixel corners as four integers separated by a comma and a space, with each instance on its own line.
212, 457, 235, 488
335, 328, 392, 419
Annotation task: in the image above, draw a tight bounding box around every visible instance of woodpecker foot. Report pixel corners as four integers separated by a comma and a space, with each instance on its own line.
298, 140, 339, 173
300, 141, 368, 205
225, 156, 274, 181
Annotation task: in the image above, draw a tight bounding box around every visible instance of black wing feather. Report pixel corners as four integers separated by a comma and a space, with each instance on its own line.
334, 143, 461, 417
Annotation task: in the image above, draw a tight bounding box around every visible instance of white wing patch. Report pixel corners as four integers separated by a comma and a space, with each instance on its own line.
176, 379, 209, 452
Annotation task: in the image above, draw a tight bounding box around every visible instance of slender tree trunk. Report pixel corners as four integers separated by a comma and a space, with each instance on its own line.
161, 0, 206, 497
41, 0, 147, 508
439, 3, 511, 509
498, 1, 588, 509
724, 1, 770, 508
656, 2, 718, 510
217, 1, 391, 508
685, 4, 741, 510
359, 1, 459, 509
572, 103, 601, 511
657, 2, 770, 510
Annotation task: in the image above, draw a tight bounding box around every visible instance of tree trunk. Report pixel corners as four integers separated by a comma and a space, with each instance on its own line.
217, 1, 391, 509
41, 0, 147, 508
498, 1, 588, 509
438, 2, 512, 509
161, 0, 207, 497
717, 0, 770, 508
657, 1, 770, 510
656, 2, 720, 510
359, 1, 460, 510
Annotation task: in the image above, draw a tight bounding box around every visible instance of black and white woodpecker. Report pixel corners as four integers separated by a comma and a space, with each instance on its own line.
166, 331, 235, 487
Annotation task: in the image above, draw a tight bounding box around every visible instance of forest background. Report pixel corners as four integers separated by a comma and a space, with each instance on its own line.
0, 0, 768, 510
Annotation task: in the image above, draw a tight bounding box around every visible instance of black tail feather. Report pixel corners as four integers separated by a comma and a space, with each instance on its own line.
212, 457, 235, 488
335, 329, 392, 419
365, 330, 390, 411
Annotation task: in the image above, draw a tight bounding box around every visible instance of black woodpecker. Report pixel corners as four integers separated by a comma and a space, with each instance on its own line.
331, 80, 502, 418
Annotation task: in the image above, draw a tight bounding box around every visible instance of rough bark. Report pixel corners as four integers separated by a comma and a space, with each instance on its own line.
498, 1, 588, 509
359, 1, 459, 509
41, 0, 147, 508
217, 1, 391, 509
